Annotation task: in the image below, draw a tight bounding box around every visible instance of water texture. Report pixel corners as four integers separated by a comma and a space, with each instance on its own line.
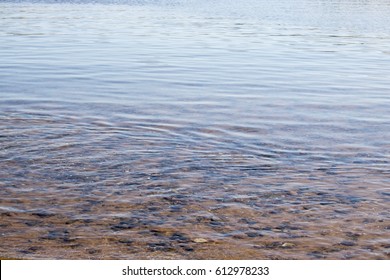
0, 0, 389, 259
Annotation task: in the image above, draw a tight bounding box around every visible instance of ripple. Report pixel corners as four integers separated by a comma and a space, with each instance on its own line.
1, 0, 390, 259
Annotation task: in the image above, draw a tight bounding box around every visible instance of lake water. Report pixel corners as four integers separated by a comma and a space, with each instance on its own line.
0, 0, 389, 259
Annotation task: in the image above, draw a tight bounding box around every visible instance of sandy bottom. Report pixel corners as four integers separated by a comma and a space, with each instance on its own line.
1, 184, 389, 259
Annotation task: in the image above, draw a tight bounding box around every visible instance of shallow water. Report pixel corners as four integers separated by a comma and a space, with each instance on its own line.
0, 0, 389, 259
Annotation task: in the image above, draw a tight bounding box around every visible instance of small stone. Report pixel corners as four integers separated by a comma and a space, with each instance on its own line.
110, 219, 138, 231
170, 233, 190, 242
281, 242, 296, 248
345, 232, 361, 240
87, 249, 100, 254
246, 232, 262, 238
25, 221, 41, 227
148, 242, 174, 252
169, 205, 182, 212
118, 239, 133, 245
32, 212, 55, 218
288, 190, 298, 196
231, 234, 246, 239
339, 241, 356, 247
193, 238, 208, 243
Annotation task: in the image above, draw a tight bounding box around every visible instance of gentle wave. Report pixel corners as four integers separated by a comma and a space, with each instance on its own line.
1, 0, 390, 259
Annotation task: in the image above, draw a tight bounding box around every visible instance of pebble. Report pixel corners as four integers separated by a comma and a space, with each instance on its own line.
231, 234, 246, 239
246, 232, 262, 238
31, 212, 55, 218
110, 220, 138, 231
148, 242, 174, 252
170, 233, 190, 242
281, 242, 296, 248
169, 205, 182, 212
193, 238, 208, 243
288, 190, 298, 196
339, 241, 356, 247
118, 239, 133, 245
87, 249, 100, 254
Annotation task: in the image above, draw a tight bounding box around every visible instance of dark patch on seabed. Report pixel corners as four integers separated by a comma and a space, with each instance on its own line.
1, 164, 389, 259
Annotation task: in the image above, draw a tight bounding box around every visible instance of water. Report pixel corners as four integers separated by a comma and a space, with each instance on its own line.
1, 0, 389, 259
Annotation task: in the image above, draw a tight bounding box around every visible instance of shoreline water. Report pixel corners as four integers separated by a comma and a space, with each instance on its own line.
1, 0, 390, 260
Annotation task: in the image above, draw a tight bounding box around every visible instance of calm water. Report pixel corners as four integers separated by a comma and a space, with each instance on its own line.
1, 0, 389, 259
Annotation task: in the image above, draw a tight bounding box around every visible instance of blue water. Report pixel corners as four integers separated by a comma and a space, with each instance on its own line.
0, 0, 389, 259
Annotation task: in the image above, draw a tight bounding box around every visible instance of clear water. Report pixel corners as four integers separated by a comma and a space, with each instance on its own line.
0, 0, 389, 259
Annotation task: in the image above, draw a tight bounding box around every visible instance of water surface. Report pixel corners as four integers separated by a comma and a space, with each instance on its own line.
0, 0, 390, 259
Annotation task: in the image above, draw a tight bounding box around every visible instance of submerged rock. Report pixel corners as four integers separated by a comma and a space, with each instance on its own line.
193, 238, 208, 243
281, 242, 296, 248
339, 241, 356, 247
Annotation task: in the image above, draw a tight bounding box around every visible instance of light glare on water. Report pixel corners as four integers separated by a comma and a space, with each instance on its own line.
0, 0, 389, 259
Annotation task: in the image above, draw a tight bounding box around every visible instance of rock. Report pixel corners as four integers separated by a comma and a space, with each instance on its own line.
118, 239, 133, 245
231, 233, 246, 239
339, 241, 356, 247
170, 232, 190, 242
148, 242, 174, 252
110, 219, 138, 231
193, 238, 208, 243
246, 232, 263, 238
31, 212, 55, 218
281, 242, 296, 248
288, 190, 298, 196
169, 205, 182, 212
